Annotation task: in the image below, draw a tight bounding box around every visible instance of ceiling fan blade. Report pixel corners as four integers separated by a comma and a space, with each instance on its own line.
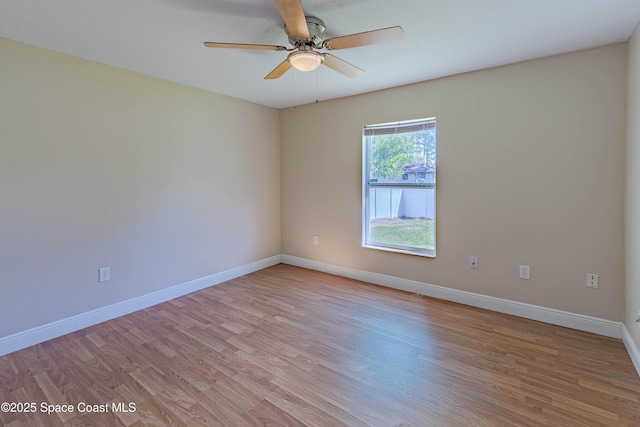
323, 26, 404, 50
204, 42, 288, 51
273, 0, 310, 39
264, 58, 292, 79
322, 54, 364, 78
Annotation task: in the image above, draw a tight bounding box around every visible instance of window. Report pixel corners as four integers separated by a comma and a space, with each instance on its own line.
362, 118, 436, 257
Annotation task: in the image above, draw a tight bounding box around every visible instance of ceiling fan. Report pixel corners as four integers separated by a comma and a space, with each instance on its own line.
203, 0, 404, 80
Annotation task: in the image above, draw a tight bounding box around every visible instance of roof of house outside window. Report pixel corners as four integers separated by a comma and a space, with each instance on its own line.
403, 163, 435, 174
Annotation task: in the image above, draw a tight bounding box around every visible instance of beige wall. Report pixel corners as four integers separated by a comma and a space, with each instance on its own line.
626, 27, 640, 353
281, 44, 627, 321
0, 37, 281, 337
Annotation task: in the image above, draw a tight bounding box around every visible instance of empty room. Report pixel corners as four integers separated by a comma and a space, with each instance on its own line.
2, 0, 640, 425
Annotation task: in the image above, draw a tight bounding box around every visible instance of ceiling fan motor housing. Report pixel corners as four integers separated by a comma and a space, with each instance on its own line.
286, 16, 325, 48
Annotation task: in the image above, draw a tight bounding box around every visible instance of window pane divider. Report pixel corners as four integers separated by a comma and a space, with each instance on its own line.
368, 183, 435, 189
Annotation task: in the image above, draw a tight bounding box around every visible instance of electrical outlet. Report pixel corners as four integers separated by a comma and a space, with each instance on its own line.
99, 267, 110, 283
586, 274, 598, 288
519, 265, 530, 280
312, 235, 319, 246
470, 256, 478, 269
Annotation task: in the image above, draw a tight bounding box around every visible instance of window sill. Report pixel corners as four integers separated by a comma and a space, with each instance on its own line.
362, 244, 435, 258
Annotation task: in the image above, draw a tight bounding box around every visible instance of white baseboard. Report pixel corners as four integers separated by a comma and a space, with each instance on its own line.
281, 255, 623, 339
0, 255, 282, 357
2, 253, 631, 371
623, 325, 640, 378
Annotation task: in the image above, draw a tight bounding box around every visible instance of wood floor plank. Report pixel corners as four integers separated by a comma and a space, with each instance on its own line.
248, 398, 305, 426
1, 264, 639, 426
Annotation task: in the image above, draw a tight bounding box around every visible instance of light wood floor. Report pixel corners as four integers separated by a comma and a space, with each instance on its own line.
0, 264, 639, 426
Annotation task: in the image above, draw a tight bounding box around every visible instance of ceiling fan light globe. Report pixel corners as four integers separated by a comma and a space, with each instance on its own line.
288, 51, 323, 72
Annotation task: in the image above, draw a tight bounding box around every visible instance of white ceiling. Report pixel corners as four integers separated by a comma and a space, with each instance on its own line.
1, 1, 640, 109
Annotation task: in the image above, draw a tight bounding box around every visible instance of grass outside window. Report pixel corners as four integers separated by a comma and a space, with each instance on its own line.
369, 218, 434, 251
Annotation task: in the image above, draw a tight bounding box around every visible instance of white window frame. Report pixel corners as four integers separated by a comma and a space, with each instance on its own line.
362, 117, 436, 257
